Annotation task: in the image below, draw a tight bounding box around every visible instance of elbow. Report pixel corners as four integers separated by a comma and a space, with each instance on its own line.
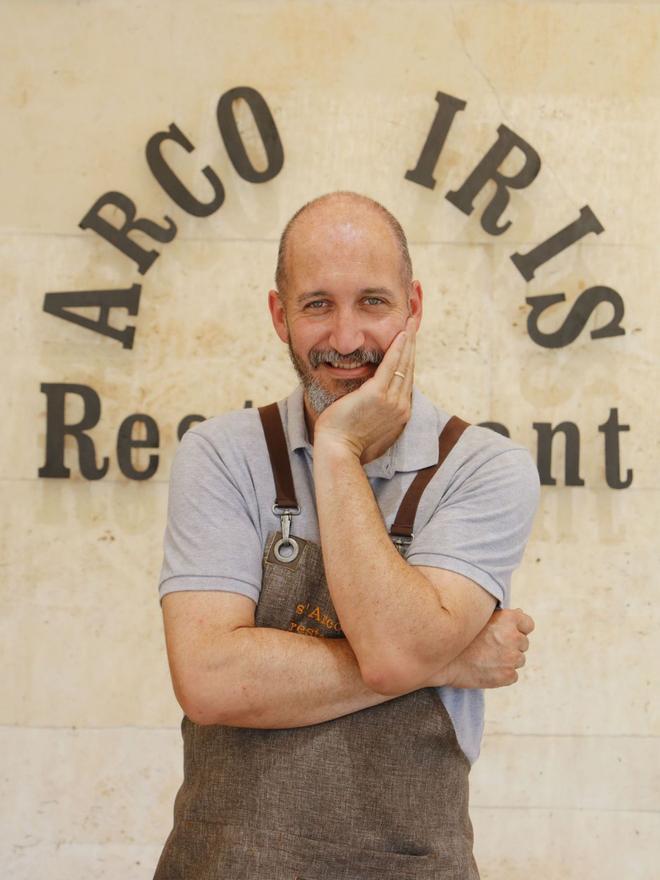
361, 638, 458, 696
361, 600, 461, 695
363, 672, 406, 697
177, 665, 256, 727
174, 674, 229, 727
181, 698, 224, 727
173, 636, 254, 726
361, 653, 432, 697
177, 692, 223, 726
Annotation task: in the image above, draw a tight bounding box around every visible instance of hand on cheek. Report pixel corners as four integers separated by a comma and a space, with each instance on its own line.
315, 317, 416, 462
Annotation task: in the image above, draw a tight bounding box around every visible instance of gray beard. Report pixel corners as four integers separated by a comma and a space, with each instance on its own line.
286, 344, 372, 415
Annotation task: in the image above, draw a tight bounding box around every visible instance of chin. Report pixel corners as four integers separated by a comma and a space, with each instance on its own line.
305, 377, 364, 415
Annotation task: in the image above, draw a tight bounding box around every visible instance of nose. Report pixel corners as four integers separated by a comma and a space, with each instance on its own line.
327, 309, 366, 354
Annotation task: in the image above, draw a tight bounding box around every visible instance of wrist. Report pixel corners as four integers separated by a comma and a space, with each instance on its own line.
313, 430, 362, 464
421, 658, 457, 689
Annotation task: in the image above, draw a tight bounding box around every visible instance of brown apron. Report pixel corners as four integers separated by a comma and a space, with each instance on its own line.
154, 406, 477, 880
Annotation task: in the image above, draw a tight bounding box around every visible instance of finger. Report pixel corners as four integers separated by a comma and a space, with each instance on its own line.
400, 317, 416, 401
515, 652, 527, 668
516, 611, 535, 635
390, 317, 416, 400
517, 635, 530, 652
372, 328, 408, 391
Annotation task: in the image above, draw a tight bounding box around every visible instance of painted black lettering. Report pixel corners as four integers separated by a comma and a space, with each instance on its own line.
38, 383, 109, 480
177, 414, 206, 441
477, 421, 510, 437
598, 408, 633, 489
217, 87, 284, 183
533, 421, 584, 486
42, 284, 141, 348
404, 91, 467, 189
117, 414, 159, 480
511, 206, 604, 281
146, 123, 225, 217
445, 124, 541, 235
79, 191, 177, 274
526, 287, 625, 348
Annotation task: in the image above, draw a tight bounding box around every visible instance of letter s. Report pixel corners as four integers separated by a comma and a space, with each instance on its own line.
526, 287, 625, 348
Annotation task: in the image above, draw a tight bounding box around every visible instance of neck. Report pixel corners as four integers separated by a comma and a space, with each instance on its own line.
303, 395, 318, 444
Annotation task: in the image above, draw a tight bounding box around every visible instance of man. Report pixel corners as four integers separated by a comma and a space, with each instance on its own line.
154, 191, 540, 879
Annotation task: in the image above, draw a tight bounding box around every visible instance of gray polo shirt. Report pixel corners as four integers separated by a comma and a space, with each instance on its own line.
159, 384, 540, 763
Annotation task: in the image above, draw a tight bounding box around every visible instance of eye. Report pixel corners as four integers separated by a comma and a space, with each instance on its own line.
364, 296, 385, 306
303, 299, 328, 310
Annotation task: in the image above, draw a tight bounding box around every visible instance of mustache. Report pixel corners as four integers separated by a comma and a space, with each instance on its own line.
309, 348, 384, 368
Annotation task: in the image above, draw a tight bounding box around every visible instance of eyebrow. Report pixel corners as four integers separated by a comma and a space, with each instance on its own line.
297, 287, 395, 302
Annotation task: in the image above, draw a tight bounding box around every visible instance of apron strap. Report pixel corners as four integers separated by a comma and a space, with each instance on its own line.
258, 401, 468, 551
258, 402, 299, 510
389, 415, 470, 550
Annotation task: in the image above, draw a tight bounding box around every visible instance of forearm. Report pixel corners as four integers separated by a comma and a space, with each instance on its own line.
313, 440, 457, 688
194, 625, 446, 728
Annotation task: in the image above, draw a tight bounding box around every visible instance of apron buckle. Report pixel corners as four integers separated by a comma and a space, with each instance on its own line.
272, 504, 301, 563
391, 532, 414, 556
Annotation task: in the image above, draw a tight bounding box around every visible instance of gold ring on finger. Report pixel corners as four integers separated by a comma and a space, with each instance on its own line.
393, 371, 406, 379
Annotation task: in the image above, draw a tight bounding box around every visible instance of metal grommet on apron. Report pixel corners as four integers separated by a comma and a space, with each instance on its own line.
154, 405, 476, 880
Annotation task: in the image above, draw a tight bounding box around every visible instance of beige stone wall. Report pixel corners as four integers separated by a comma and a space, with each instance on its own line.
2, 0, 658, 876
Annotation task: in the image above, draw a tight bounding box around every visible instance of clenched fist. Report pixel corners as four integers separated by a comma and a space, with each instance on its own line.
428, 608, 535, 689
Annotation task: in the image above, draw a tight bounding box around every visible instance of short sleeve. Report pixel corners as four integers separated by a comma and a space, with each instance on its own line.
406, 448, 540, 606
158, 429, 263, 605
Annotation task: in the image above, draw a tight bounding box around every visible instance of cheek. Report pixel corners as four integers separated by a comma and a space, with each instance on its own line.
288, 329, 317, 362
373, 321, 405, 353
290, 321, 323, 352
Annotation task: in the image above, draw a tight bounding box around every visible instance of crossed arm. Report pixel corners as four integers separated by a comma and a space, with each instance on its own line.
314, 435, 511, 697
163, 591, 531, 729
162, 323, 535, 728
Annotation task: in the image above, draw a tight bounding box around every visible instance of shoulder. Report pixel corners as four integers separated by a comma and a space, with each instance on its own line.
451, 423, 541, 508
460, 422, 535, 466
187, 407, 266, 456
416, 390, 539, 504
170, 406, 269, 488
460, 423, 538, 472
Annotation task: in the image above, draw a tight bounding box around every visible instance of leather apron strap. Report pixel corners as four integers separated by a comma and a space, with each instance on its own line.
258, 401, 470, 552
258, 402, 299, 510
258, 402, 302, 563
389, 415, 470, 548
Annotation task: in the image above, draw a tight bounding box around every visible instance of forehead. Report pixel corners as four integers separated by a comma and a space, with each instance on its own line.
285, 203, 403, 292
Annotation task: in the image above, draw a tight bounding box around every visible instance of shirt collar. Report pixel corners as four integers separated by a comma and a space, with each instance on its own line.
282, 383, 447, 479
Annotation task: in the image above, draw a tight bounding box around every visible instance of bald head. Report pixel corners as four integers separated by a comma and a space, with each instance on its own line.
275, 191, 413, 298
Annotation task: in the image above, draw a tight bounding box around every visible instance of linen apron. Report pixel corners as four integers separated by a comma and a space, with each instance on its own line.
154, 405, 478, 880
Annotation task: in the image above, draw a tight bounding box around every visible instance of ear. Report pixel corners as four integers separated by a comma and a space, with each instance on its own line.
268, 289, 289, 343
409, 280, 423, 331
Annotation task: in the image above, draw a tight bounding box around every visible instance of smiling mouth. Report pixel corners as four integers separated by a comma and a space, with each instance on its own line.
320, 363, 375, 378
